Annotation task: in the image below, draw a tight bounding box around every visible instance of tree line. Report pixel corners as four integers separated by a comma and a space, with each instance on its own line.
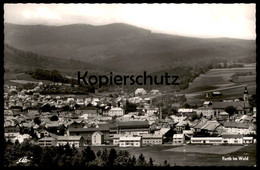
4, 139, 170, 167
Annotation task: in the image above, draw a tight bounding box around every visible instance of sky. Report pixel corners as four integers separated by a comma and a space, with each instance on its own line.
4, 3, 256, 40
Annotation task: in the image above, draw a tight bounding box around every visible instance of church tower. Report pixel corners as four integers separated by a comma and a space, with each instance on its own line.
243, 85, 248, 101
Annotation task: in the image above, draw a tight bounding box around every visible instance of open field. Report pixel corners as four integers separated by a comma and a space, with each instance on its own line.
181, 63, 256, 105
4, 72, 53, 85
81, 144, 256, 166
164, 145, 246, 154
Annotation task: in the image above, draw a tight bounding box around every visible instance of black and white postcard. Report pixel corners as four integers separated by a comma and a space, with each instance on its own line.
3, 3, 256, 167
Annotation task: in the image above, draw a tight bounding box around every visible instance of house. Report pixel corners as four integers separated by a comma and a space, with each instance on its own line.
76, 98, 85, 106
4, 123, 20, 142
140, 133, 163, 145
191, 137, 223, 145
210, 101, 250, 118
35, 129, 50, 138
212, 91, 222, 96
203, 101, 212, 107
173, 134, 185, 145
243, 137, 254, 144
56, 136, 84, 148
218, 111, 229, 121
150, 89, 160, 95
146, 107, 159, 116
84, 98, 92, 106
91, 98, 100, 106
222, 134, 243, 145
38, 137, 56, 146
175, 120, 187, 134
196, 107, 214, 118
128, 97, 142, 104
68, 123, 115, 144
75, 106, 99, 117
116, 121, 150, 135
178, 108, 194, 115
107, 107, 125, 117
119, 136, 142, 147
220, 122, 252, 135
183, 130, 194, 140
193, 121, 220, 136
14, 134, 31, 144
67, 119, 85, 129
92, 131, 104, 145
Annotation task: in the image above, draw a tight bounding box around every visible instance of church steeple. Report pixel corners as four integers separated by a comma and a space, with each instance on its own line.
243, 85, 248, 101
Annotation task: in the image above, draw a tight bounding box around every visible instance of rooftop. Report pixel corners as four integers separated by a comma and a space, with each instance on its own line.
222, 134, 243, 139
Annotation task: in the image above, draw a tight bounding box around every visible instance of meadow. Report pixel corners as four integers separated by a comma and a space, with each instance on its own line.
182, 63, 256, 104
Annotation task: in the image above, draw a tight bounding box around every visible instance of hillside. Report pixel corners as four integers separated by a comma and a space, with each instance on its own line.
4, 43, 103, 75
4, 23, 256, 73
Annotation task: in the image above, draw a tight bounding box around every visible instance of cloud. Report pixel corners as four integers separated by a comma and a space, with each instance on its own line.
4, 3, 256, 39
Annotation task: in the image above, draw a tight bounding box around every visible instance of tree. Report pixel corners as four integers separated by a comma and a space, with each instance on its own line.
182, 103, 191, 108
185, 123, 190, 130
249, 94, 256, 107
131, 155, 136, 166
108, 148, 117, 166
50, 115, 59, 121
34, 117, 41, 125
225, 106, 237, 120
81, 146, 96, 165
163, 160, 170, 166
137, 153, 146, 166
125, 101, 137, 113
149, 157, 153, 166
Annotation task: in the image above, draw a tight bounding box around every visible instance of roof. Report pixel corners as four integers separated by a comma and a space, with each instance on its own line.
223, 122, 249, 129
222, 134, 243, 139
173, 134, 184, 138
191, 137, 222, 140
178, 108, 193, 113
219, 111, 229, 115
194, 121, 208, 129
76, 106, 98, 110
45, 121, 59, 127
116, 121, 150, 128
139, 133, 163, 138
203, 101, 212, 105
211, 101, 250, 109
201, 121, 220, 131
56, 136, 83, 141
92, 131, 104, 135
38, 137, 56, 141
110, 107, 124, 111
119, 136, 141, 141
68, 124, 114, 132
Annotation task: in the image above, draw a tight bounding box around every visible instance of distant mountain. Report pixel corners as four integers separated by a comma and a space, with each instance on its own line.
4, 23, 256, 73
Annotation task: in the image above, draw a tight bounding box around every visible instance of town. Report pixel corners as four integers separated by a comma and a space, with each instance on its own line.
4, 81, 256, 150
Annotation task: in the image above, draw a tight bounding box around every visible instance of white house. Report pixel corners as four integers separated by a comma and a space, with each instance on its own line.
139, 133, 163, 145
56, 136, 84, 148
108, 107, 125, 117
119, 136, 142, 147
173, 134, 185, 145
191, 137, 223, 145
222, 134, 243, 144
91, 131, 104, 145
146, 107, 159, 116
243, 137, 253, 144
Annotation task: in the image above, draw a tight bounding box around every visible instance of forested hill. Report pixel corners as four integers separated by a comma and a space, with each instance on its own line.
4, 23, 256, 73
4, 43, 104, 74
